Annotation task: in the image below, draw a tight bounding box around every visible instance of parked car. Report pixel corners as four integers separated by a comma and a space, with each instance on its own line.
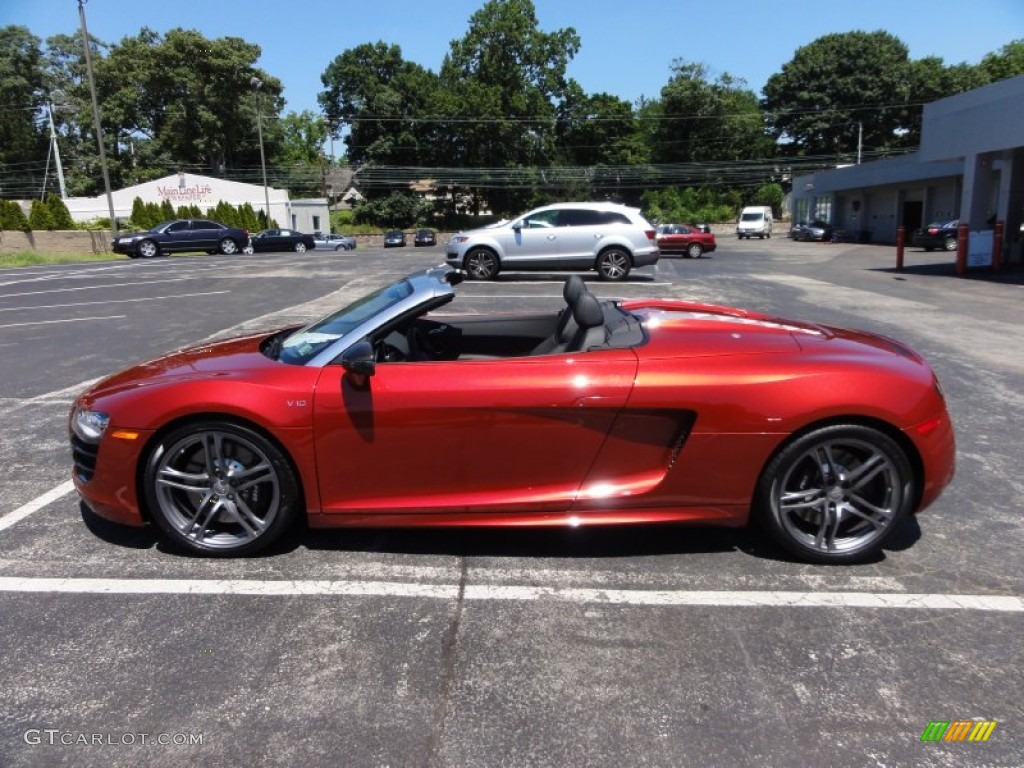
791, 220, 834, 242
70, 265, 955, 564
112, 219, 249, 258
446, 202, 659, 281
912, 219, 959, 251
312, 233, 357, 251
249, 229, 316, 253
736, 206, 773, 239
383, 230, 407, 248
414, 228, 437, 247
655, 224, 717, 258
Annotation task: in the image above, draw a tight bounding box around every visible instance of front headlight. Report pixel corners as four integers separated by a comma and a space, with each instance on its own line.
71, 408, 110, 443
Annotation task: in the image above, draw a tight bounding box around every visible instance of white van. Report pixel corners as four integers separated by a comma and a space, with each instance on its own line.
736, 206, 774, 239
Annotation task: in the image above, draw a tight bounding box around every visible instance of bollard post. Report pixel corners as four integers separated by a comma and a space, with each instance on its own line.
956, 222, 968, 276
992, 220, 1003, 273
896, 226, 905, 272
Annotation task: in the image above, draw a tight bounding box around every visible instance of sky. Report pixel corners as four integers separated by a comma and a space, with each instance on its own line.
3, 0, 1022, 116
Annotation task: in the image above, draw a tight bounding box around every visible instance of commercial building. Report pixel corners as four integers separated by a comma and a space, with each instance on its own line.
790, 75, 1024, 264
64, 172, 330, 234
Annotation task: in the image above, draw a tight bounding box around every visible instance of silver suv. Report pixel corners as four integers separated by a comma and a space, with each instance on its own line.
446, 202, 659, 281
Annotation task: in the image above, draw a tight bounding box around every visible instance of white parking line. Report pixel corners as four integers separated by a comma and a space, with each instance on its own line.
0, 576, 1019, 611
0, 315, 126, 329
0, 277, 192, 300
0, 290, 229, 313
0, 480, 76, 533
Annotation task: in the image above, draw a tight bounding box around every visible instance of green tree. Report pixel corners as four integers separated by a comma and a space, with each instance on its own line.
653, 61, 769, 165
750, 183, 784, 216
979, 39, 1024, 82
0, 26, 47, 198
319, 42, 439, 167
901, 57, 989, 145
435, 0, 581, 213
762, 31, 913, 158
45, 192, 75, 228
0, 200, 30, 230
279, 110, 328, 164
28, 198, 54, 230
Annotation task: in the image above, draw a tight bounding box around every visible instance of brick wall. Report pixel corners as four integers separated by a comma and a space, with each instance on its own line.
0, 230, 113, 254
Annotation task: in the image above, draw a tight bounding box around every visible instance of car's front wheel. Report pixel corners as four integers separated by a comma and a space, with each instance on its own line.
464, 248, 500, 280
294, 242, 307, 253
137, 239, 159, 259
687, 243, 704, 258
596, 248, 631, 281
143, 420, 300, 557
219, 238, 239, 255
756, 424, 914, 564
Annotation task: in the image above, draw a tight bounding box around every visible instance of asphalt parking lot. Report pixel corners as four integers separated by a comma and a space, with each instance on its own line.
1, 239, 1021, 767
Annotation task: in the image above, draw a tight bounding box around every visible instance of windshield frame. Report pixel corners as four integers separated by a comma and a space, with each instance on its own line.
273, 266, 459, 367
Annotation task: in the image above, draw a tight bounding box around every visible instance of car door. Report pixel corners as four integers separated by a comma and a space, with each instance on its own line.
190, 220, 221, 251
311, 349, 638, 517
161, 220, 191, 252
557, 208, 610, 268
497, 209, 563, 269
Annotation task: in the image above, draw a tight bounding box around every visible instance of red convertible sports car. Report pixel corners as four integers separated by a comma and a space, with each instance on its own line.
70, 266, 954, 564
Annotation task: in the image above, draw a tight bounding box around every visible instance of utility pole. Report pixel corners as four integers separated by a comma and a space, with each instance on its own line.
78, 0, 118, 234
857, 122, 863, 165
250, 77, 272, 227
47, 103, 68, 200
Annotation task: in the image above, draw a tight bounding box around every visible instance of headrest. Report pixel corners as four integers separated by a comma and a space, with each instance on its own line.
572, 291, 604, 328
563, 275, 585, 304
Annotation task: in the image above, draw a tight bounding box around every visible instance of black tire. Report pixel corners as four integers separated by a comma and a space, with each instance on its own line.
463, 248, 500, 280
596, 248, 632, 281
943, 237, 957, 252
137, 239, 159, 259
686, 243, 704, 258
923, 246, 934, 252
754, 424, 914, 564
294, 241, 308, 253
143, 420, 300, 557
219, 238, 239, 255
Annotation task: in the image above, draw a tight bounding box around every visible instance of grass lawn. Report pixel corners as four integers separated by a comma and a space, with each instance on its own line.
0, 251, 127, 269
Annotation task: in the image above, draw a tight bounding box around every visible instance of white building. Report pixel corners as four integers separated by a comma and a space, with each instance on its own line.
791, 75, 1024, 263
65, 172, 331, 234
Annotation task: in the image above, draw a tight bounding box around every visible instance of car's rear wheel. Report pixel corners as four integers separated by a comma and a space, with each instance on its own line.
596, 248, 632, 281
464, 248, 500, 280
144, 420, 300, 557
294, 242, 307, 253
943, 237, 957, 251
137, 239, 159, 259
686, 243, 704, 258
219, 238, 239, 255
756, 425, 914, 564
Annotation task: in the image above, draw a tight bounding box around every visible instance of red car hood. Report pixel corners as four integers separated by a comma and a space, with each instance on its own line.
81, 332, 280, 402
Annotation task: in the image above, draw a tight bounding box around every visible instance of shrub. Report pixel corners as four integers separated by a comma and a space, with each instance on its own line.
29, 199, 55, 230
46, 193, 76, 229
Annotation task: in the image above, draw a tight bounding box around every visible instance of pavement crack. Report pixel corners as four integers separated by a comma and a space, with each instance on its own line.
423, 557, 467, 768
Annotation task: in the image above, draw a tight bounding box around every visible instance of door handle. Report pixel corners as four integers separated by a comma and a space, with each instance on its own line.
547, 235, 557, 240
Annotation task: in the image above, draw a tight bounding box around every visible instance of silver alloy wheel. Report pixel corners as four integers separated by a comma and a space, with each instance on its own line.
294, 242, 307, 252
464, 249, 498, 279
943, 237, 957, 251
138, 239, 158, 258
687, 243, 703, 258
771, 435, 904, 558
597, 249, 631, 280
151, 429, 282, 552
219, 238, 238, 255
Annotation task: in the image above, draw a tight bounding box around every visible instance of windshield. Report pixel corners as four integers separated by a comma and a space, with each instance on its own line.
276, 279, 414, 365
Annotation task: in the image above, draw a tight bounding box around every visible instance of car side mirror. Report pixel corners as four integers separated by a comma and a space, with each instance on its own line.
512, 221, 522, 231
341, 341, 375, 385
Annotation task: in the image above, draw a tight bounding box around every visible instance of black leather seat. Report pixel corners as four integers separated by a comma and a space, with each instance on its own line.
565, 291, 607, 353
531, 275, 587, 355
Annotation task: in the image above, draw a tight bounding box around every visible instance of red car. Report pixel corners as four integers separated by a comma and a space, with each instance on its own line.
70, 267, 954, 564
656, 224, 717, 258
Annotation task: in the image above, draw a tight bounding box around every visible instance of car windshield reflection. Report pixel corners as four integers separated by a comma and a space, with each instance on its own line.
277, 279, 414, 365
